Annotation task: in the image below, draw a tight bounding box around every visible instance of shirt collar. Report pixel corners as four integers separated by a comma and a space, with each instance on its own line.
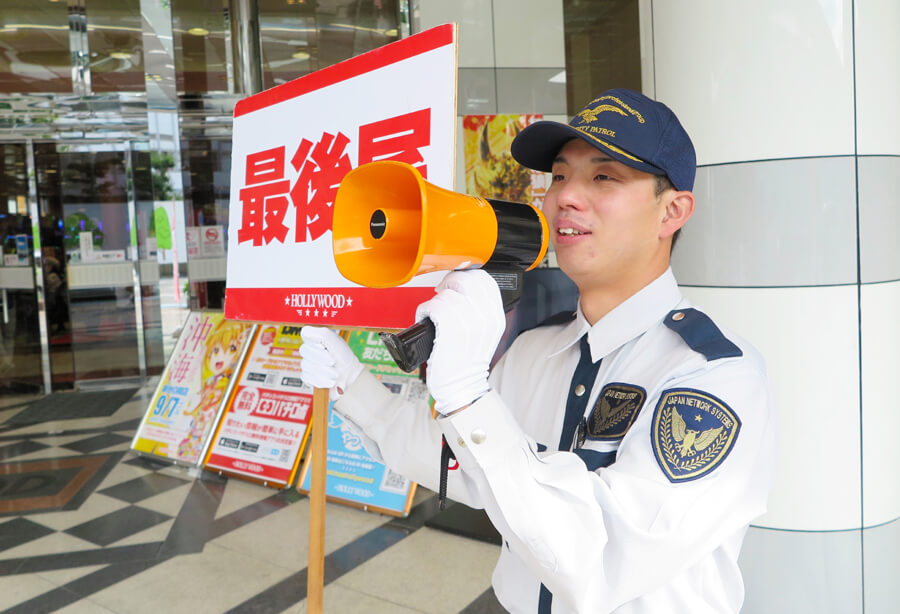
547, 268, 683, 361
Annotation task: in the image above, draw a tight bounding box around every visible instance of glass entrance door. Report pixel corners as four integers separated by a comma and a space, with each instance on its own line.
32, 142, 163, 389
0, 143, 41, 394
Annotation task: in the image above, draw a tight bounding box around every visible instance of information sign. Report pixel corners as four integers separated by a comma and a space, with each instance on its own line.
204, 325, 313, 486
298, 331, 426, 516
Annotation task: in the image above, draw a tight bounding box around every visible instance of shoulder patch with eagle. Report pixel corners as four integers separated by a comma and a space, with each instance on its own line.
651, 388, 741, 482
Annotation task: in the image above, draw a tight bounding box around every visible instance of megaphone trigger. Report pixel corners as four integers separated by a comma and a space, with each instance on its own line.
379, 319, 437, 374
378, 268, 524, 373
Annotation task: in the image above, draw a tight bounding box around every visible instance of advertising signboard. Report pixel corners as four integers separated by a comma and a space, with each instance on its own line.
298, 331, 424, 516
204, 325, 313, 486
131, 312, 254, 465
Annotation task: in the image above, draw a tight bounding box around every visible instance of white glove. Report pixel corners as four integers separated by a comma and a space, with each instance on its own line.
416, 269, 506, 414
299, 327, 365, 398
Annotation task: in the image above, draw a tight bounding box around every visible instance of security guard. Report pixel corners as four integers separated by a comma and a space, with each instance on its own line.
300, 88, 777, 613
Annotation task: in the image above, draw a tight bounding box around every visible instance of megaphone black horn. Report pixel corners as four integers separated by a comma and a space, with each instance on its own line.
332, 160, 549, 371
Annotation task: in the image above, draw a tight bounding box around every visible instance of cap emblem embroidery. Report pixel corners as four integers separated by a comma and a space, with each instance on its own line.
593, 95, 646, 123
576, 104, 627, 124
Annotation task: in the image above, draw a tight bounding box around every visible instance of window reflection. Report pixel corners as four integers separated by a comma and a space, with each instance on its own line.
182, 137, 232, 229
0, 2, 72, 93
87, 0, 144, 92
182, 137, 231, 309
34, 145, 141, 382
130, 149, 166, 375
172, 0, 228, 93
562, 0, 641, 115
258, 0, 402, 89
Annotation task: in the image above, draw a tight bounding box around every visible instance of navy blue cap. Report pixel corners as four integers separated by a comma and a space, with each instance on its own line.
511, 89, 697, 191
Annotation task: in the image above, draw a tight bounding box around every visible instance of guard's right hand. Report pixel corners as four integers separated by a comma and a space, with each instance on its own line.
416, 269, 505, 414
299, 327, 364, 398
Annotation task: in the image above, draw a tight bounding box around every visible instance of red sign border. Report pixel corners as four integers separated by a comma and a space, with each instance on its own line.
225, 286, 434, 330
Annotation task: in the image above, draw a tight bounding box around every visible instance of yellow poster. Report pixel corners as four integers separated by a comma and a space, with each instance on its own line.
130, 311, 255, 466
463, 114, 547, 206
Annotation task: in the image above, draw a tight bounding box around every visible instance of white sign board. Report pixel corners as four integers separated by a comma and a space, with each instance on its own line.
225, 24, 458, 330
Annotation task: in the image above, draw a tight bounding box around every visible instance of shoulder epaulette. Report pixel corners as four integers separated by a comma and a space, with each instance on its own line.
663, 308, 742, 361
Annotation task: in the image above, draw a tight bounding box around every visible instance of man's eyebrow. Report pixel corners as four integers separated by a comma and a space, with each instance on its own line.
552, 154, 618, 165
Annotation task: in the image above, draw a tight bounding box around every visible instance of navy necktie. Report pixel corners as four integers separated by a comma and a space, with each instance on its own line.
558, 334, 601, 451
539, 333, 608, 613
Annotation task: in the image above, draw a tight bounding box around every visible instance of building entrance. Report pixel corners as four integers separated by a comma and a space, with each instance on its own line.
0, 140, 164, 394
0, 143, 39, 393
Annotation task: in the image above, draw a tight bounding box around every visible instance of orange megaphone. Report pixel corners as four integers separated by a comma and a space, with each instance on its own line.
332, 160, 549, 372
332, 160, 548, 288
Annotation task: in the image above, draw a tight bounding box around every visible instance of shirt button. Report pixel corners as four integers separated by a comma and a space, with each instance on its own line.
574, 384, 586, 397
672, 311, 685, 321
456, 437, 466, 447
470, 429, 487, 444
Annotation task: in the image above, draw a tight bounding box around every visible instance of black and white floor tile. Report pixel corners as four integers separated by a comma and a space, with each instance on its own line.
0, 383, 504, 613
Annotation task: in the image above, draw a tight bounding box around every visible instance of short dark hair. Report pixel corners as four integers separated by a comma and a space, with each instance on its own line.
654, 174, 681, 251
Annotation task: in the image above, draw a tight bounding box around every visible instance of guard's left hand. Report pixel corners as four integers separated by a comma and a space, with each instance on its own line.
416, 270, 506, 414
299, 326, 364, 398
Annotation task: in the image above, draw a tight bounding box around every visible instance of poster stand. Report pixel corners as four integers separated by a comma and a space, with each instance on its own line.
297, 330, 420, 518
296, 406, 419, 518
130, 311, 256, 468
203, 325, 314, 488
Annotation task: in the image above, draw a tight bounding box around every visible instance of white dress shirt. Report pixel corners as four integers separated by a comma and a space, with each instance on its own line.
335, 268, 777, 613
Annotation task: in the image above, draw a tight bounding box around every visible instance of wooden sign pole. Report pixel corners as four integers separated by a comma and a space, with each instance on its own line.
307, 386, 330, 613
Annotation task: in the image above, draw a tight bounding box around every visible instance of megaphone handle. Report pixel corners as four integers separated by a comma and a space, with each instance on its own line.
380, 319, 436, 373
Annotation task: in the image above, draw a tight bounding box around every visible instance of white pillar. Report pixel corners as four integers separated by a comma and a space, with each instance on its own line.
650, 1, 899, 612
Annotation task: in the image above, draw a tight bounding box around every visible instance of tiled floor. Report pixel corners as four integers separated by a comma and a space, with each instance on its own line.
0, 383, 503, 613
1, 383, 896, 613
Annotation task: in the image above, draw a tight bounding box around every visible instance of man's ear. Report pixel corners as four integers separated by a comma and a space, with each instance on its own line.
659, 190, 695, 240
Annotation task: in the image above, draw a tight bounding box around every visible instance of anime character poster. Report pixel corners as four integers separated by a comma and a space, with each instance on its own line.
203, 325, 313, 487
131, 312, 254, 466
463, 113, 547, 208
298, 331, 421, 516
